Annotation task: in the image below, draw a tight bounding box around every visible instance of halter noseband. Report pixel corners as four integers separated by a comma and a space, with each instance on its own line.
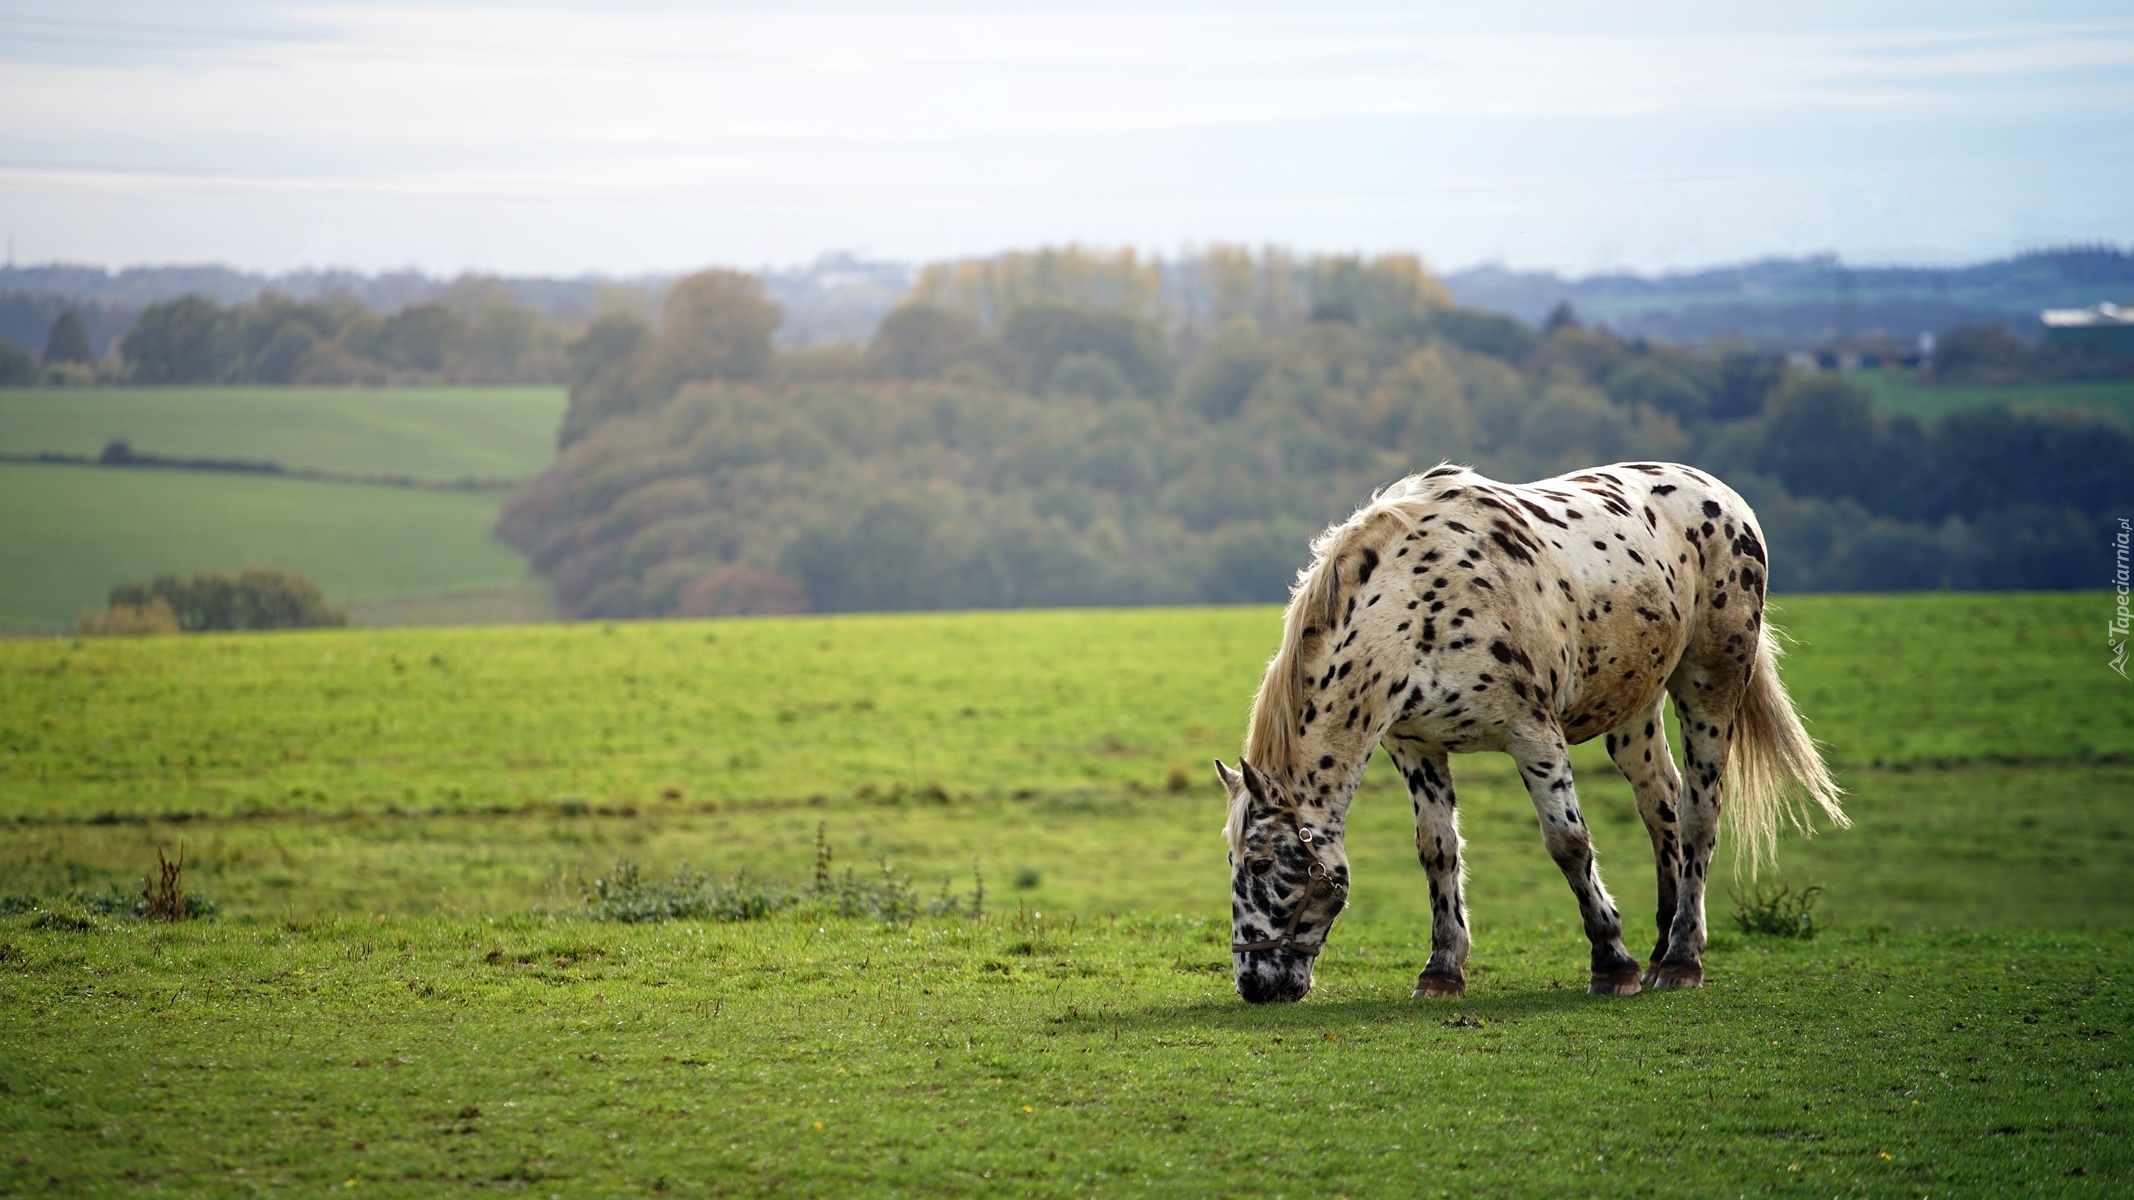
1231, 813, 1348, 957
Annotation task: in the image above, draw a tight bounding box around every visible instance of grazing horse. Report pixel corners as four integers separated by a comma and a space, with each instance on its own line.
1218, 461, 1845, 1003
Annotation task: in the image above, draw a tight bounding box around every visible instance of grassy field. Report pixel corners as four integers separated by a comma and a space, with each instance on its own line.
0, 464, 543, 631
0, 386, 566, 480
2, 593, 2118, 826
1858, 369, 2134, 426
3, 915, 2125, 1197
0, 386, 563, 632
3, 593, 2129, 1194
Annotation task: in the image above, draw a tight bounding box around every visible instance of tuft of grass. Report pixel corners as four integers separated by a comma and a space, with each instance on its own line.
139, 843, 187, 921
580, 824, 984, 924
1732, 879, 1827, 939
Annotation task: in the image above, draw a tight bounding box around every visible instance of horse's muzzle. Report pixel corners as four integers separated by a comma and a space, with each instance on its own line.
1234, 949, 1315, 1004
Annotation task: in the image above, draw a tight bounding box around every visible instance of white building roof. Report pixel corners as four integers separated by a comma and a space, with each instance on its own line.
2040, 302, 2133, 328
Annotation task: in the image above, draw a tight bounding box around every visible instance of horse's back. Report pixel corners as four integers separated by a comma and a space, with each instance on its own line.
1369, 462, 1766, 750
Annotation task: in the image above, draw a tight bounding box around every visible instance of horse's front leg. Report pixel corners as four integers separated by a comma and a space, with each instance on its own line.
1509, 722, 1641, 995
1384, 735, 1468, 997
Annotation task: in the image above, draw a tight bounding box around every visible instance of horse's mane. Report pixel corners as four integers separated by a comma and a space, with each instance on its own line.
1230, 465, 1467, 847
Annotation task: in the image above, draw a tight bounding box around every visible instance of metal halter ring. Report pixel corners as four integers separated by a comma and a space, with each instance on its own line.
1231, 817, 1346, 957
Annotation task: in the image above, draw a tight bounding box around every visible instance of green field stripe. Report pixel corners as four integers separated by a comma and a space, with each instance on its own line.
2, 596, 2123, 827
1857, 369, 2134, 426
0, 386, 565, 480
0, 463, 538, 628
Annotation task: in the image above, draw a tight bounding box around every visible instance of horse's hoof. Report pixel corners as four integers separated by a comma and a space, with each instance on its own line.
1411, 971, 1466, 999
1643, 962, 1703, 990
1588, 966, 1642, 995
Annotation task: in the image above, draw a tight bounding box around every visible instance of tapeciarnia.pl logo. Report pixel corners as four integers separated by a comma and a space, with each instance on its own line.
2113, 518, 2130, 679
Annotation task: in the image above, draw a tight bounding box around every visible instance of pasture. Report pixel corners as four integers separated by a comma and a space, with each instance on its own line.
1858, 369, 2134, 427
3, 593, 2131, 1194
0, 386, 564, 631
0, 464, 545, 632
0, 386, 566, 481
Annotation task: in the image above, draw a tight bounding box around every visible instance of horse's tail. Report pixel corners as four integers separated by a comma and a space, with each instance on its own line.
1725, 619, 1848, 874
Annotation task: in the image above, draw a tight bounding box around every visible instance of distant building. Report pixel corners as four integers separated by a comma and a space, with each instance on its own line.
2040, 302, 2134, 356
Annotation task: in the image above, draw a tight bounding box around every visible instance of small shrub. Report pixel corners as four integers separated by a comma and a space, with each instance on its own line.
1731, 880, 1826, 939
98, 565, 346, 633
78, 596, 180, 637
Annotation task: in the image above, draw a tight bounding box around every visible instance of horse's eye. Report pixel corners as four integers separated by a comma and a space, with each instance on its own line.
1249, 858, 1275, 875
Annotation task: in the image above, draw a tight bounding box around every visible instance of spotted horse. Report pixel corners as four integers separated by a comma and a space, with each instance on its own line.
1218, 461, 1847, 1003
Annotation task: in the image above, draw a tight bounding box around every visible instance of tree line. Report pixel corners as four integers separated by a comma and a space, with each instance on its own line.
497, 248, 2129, 617
0, 281, 576, 386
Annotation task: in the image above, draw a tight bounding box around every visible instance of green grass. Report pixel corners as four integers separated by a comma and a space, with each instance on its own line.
1857, 369, 2134, 426
7, 761, 2129, 934
0, 464, 541, 631
0, 386, 566, 480
1, 914, 2126, 1197
2, 594, 2120, 825
4, 593, 2131, 1194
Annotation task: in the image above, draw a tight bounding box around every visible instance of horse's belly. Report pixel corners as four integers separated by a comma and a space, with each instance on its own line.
1558, 581, 1686, 743
1559, 663, 1670, 743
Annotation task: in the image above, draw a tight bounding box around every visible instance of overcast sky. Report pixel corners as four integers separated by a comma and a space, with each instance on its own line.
2, 1, 2130, 277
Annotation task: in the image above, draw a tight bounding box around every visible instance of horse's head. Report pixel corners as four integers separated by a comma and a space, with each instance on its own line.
1217, 759, 1350, 1004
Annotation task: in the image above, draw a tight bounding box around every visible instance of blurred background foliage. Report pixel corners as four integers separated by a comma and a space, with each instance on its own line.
490, 246, 2132, 619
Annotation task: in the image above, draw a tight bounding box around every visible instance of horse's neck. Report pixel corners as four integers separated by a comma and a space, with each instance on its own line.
1272, 736, 1370, 836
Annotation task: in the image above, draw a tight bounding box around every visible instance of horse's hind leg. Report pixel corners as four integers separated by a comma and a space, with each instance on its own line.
1383, 735, 1468, 997
1508, 723, 1641, 995
1606, 694, 1685, 981
1654, 666, 1745, 989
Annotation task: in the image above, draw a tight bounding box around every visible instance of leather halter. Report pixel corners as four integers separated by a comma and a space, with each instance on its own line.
1231, 811, 1348, 957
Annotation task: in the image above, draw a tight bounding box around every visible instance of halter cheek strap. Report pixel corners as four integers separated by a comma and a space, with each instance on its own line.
1231, 818, 1349, 957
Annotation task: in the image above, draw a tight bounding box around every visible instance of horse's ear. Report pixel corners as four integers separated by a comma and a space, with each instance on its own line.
1214, 759, 1245, 800
1238, 760, 1285, 810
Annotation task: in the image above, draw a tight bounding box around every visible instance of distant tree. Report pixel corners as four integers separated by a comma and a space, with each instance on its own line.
1931, 322, 2031, 383
1418, 308, 1538, 362
372, 303, 467, 372
1044, 352, 1131, 401
0, 341, 34, 386
251, 324, 319, 383
566, 312, 650, 393
1305, 254, 1449, 327
1756, 375, 1885, 500
557, 272, 780, 448
1524, 326, 1627, 384
1712, 348, 1783, 420
121, 296, 231, 383
998, 303, 1170, 397
636, 270, 781, 390
674, 565, 810, 617
1542, 301, 1580, 334
780, 500, 948, 612
41, 309, 96, 367
1178, 317, 1273, 420
1604, 358, 1710, 423
868, 305, 986, 379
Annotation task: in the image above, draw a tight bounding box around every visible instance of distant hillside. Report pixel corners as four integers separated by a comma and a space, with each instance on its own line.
1443, 246, 2134, 349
